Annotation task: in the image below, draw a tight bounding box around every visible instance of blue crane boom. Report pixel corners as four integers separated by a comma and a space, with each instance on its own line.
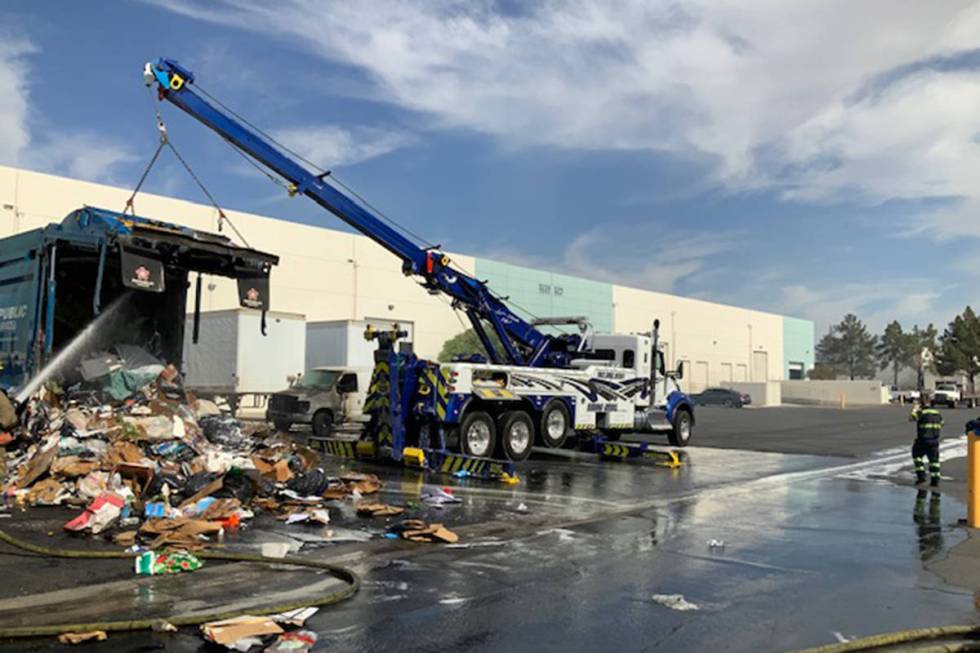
145, 58, 578, 368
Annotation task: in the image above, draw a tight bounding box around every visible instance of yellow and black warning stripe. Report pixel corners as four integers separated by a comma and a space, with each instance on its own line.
474, 387, 517, 400
422, 366, 453, 420
439, 454, 491, 476
600, 443, 632, 458
322, 439, 357, 459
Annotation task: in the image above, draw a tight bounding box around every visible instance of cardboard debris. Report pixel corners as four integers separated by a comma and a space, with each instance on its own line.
103, 440, 146, 467
5, 361, 388, 555
57, 630, 108, 644
201, 615, 283, 646
253, 455, 294, 483
341, 471, 381, 495
356, 502, 404, 517
201, 498, 241, 520
114, 462, 154, 496
395, 519, 459, 544
16, 446, 56, 489
113, 530, 137, 547
27, 478, 67, 505
50, 456, 100, 478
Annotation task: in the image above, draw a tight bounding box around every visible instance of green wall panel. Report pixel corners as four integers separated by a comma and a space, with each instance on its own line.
474, 259, 614, 334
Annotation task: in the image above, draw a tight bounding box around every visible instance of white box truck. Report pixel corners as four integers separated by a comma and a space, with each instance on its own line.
183, 309, 306, 412
305, 319, 414, 370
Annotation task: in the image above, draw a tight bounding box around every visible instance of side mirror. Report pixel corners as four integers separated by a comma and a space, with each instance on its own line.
676, 361, 685, 380
337, 374, 358, 394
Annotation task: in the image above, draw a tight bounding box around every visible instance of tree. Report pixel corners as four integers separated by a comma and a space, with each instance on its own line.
876, 320, 914, 388
807, 364, 837, 380
816, 313, 878, 380
909, 323, 938, 391
438, 328, 505, 362
936, 307, 980, 392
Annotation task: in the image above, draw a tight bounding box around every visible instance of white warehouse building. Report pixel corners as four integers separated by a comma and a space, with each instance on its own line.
0, 165, 815, 392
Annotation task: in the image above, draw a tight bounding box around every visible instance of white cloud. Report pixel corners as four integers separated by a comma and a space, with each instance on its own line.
777, 282, 942, 334
272, 125, 415, 168
23, 134, 140, 186
0, 34, 138, 184
481, 222, 738, 293
154, 1, 980, 200
0, 38, 34, 165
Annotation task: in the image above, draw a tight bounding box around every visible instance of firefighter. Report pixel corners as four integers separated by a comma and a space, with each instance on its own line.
909, 402, 943, 486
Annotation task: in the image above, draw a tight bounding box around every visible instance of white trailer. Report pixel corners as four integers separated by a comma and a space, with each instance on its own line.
183, 309, 306, 411
305, 319, 414, 371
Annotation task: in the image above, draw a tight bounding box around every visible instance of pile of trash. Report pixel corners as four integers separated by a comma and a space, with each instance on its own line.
0, 350, 389, 553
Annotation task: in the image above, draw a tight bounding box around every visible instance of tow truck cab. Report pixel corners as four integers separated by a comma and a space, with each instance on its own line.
588, 333, 685, 407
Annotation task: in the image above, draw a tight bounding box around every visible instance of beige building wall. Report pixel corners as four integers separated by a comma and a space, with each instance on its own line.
0, 165, 796, 378
614, 286, 785, 393
0, 165, 473, 359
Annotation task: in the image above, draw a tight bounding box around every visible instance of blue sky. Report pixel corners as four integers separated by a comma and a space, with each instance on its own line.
2, 1, 980, 335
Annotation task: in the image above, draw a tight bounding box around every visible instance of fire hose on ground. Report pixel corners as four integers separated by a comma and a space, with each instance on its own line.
0, 526, 360, 639
791, 626, 980, 653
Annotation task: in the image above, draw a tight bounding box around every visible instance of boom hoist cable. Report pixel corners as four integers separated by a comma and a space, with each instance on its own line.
124, 107, 251, 248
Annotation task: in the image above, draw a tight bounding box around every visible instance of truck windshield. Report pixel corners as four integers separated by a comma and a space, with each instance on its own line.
296, 370, 340, 390
937, 384, 957, 391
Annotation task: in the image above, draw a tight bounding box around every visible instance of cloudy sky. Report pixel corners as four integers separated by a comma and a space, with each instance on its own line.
2, 1, 979, 334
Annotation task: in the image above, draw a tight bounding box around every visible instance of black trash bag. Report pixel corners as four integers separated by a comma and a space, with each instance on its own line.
181, 471, 221, 499
243, 469, 276, 498
215, 471, 254, 503
145, 473, 183, 499
199, 415, 244, 447
286, 467, 330, 496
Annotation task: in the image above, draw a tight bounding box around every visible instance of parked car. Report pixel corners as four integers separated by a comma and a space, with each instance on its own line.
888, 386, 921, 403
691, 387, 751, 408
931, 382, 962, 409
266, 366, 373, 436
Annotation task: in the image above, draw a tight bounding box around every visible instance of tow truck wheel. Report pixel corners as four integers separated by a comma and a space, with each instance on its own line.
311, 410, 334, 438
459, 411, 496, 458
497, 411, 534, 461
539, 401, 570, 449
668, 408, 693, 447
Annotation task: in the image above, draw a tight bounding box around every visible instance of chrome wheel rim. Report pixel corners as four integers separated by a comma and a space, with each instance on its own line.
546, 410, 565, 440
466, 421, 492, 457
510, 420, 532, 454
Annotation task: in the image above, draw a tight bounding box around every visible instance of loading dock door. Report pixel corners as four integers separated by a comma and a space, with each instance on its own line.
694, 361, 709, 393
721, 362, 733, 382
788, 361, 804, 380
752, 351, 768, 381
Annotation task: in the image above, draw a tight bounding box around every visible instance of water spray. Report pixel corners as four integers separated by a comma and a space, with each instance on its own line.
14, 293, 132, 405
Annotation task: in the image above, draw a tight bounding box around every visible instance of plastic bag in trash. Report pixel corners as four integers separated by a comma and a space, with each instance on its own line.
286, 468, 330, 496
215, 472, 254, 504
199, 415, 244, 447
182, 472, 221, 498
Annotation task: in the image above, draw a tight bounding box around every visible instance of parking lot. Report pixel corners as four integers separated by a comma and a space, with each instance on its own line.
2, 404, 978, 652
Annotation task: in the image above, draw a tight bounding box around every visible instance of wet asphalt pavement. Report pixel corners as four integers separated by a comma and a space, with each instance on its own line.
1, 404, 978, 652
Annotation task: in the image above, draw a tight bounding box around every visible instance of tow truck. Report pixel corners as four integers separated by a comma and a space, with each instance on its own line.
144, 58, 693, 478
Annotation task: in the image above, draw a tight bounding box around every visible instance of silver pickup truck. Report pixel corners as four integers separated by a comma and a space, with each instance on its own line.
266, 367, 372, 436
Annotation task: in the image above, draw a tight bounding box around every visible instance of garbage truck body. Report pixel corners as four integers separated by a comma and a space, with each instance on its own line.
0, 206, 278, 390
146, 57, 694, 464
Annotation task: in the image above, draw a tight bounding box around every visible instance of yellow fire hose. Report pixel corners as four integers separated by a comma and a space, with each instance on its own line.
0, 526, 360, 639
791, 626, 980, 653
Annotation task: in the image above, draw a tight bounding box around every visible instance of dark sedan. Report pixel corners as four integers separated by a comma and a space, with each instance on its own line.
691, 387, 751, 408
